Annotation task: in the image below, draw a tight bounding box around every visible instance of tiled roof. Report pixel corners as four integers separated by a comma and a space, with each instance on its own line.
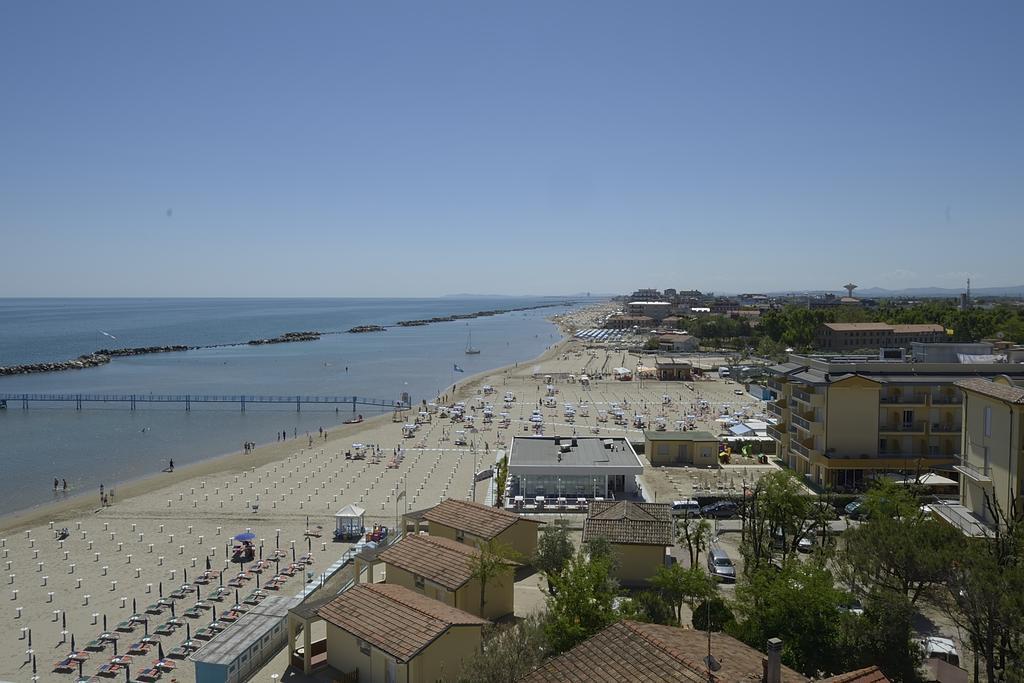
422, 498, 535, 539
582, 501, 673, 546
818, 666, 890, 682
316, 583, 486, 662
379, 533, 514, 590
956, 377, 1024, 404
893, 324, 945, 334
522, 621, 807, 683
823, 323, 893, 332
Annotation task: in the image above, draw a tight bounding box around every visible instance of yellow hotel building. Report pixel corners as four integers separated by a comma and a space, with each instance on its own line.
766, 354, 1024, 489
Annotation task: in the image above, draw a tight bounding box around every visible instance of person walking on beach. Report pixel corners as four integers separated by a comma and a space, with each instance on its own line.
54, 478, 59, 492
62, 478, 67, 491
168, 459, 174, 472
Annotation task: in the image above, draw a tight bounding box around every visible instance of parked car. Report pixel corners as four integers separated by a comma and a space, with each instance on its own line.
706, 547, 736, 582
920, 636, 960, 668
844, 498, 868, 519
671, 499, 701, 517
700, 501, 739, 518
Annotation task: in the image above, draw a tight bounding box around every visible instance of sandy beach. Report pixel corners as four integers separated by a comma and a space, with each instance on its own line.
0, 302, 773, 682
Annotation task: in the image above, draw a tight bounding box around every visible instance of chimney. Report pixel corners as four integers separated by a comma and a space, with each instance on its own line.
764, 638, 782, 683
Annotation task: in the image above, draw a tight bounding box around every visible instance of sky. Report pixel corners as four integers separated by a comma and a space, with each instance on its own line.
1, 1, 1021, 297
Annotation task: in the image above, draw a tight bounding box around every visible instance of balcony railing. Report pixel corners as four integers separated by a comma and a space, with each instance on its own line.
879, 394, 928, 405
931, 395, 962, 405
792, 414, 813, 431
878, 421, 927, 433
766, 424, 786, 441
792, 389, 813, 404
767, 401, 785, 418
767, 378, 785, 392
930, 423, 962, 433
954, 455, 992, 483
790, 441, 811, 458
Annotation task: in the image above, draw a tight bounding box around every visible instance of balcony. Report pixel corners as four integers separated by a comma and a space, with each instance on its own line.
930, 501, 994, 538
791, 388, 812, 404
878, 421, 927, 434
767, 378, 785, 392
930, 423, 962, 434
954, 455, 992, 484
767, 401, 785, 418
792, 414, 813, 432
766, 423, 786, 441
879, 393, 928, 406
790, 441, 811, 458
930, 394, 962, 406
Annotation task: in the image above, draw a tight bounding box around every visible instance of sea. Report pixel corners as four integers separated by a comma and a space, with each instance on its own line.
0, 297, 584, 517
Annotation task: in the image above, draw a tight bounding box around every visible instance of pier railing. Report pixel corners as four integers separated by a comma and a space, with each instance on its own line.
0, 393, 410, 412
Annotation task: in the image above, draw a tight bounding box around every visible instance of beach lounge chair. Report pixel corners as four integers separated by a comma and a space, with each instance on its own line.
154, 624, 175, 637
84, 639, 106, 651
183, 607, 202, 619
94, 663, 117, 677
145, 603, 163, 615
127, 642, 149, 655
154, 658, 176, 671
52, 657, 75, 672
114, 621, 134, 632
167, 647, 188, 660
136, 667, 161, 681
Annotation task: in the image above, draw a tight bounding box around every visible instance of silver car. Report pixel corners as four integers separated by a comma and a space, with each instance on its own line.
707, 547, 736, 582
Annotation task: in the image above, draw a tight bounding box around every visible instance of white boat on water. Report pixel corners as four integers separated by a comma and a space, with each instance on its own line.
465, 328, 480, 355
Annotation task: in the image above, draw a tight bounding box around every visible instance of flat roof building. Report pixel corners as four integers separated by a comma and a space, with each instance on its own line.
644, 430, 718, 467
815, 322, 945, 351
507, 436, 644, 503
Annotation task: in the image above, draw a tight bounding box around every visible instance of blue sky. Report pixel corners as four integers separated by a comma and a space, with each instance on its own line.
1, 2, 1021, 297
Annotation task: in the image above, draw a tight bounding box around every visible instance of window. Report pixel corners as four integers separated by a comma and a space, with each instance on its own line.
357, 638, 371, 656
984, 406, 992, 437
414, 573, 425, 589
455, 529, 465, 542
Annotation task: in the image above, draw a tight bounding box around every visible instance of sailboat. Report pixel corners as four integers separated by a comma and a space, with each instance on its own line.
465, 328, 480, 355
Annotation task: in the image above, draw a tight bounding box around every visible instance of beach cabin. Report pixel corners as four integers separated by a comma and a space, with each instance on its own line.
644, 431, 719, 467
334, 504, 366, 542
316, 583, 486, 683
413, 498, 541, 562
378, 534, 516, 620
613, 367, 632, 381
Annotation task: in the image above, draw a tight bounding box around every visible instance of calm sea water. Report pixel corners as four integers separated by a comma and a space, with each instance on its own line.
0, 297, 581, 516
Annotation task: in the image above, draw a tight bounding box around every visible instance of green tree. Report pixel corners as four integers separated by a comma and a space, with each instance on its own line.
620, 589, 677, 625
692, 596, 734, 632
467, 539, 518, 619
837, 589, 923, 683
545, 542, 619, 653
533, 521, 575, 593
740, 470, 823, 572
457, 612, 550, 683
728, 560, 848, 676
649, 564, 715, 625
840, 481, 959, 604
676, 512, 712, 568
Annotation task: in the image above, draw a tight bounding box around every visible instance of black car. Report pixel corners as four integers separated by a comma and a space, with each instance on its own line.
700, 500, 739, 518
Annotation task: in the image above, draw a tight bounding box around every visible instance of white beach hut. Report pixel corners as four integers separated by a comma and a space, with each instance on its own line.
334, 504, 366, 541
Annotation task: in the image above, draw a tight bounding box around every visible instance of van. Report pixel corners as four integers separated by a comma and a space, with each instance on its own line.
706, 547, 736, 582
671, 500, 701, 517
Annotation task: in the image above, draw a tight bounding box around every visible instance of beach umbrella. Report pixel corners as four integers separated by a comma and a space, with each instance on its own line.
62, 611, 67, 629
255, 572, 260, 588
234, 532, 256, 542
113, 639, 118, 656
27, 627, 32, 647
212, 605, 217, 621
132, 598, 137, 614
32, 654, 36, 674
157, 641, 164, 661
71, 633, 76, 652
275, 531, 280, 547
183, 568, 187, 583
124, 663, 130, 681
196, 585, 201, 601
219, 571, 223, 587
307, 537, 312, 552
158, 582, 163, 598
144, 619, 148, 636
186, 623, 191, 641
259, 545, 263, 560
170, 602, 175, 618
205, 556, 211, 571
291, 546, 296, 562
235, 589, 240, 604
78, 659, 83, 678
103, 615, 107, 631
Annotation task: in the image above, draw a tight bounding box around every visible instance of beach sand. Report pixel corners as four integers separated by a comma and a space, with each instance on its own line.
0, 302, 773, 682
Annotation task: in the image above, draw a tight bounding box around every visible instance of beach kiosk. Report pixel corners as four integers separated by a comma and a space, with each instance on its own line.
333, 504, 365, 542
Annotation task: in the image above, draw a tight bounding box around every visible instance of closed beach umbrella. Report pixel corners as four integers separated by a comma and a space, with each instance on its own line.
307, 537, 312, 552
102, 614, 107, 631
32, 654, 36, 674
255, 572, 260, 588
183, 568, 187, 583
186, 623, 191, 641
259, 544, 263, 560
235, 589, 239, 604
124, 664, 130, 681
157, 641, 164, 661
219, 571, 223, 587
196, 585, 201, 601
113, 639, 117, 656
170, 602, 175, 618
158, 582, 163, 598
70, 633, 75, 652
205, 556, 211, 571
212, 605, 217, 621
62, 611, 67, 629
27, 628, 31, 647
78, 659, 83, 678
144, 619, 148, 636
291, 546, 296, 562
132, 598, 137, 613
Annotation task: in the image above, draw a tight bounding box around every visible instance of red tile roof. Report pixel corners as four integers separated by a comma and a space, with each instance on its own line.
379, 533, 514, 590
582, 501, 674, 546
522, 621, 807, 682
819, 665, 890, 682
316, 583, 486, 662
422, 498, 536, 539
